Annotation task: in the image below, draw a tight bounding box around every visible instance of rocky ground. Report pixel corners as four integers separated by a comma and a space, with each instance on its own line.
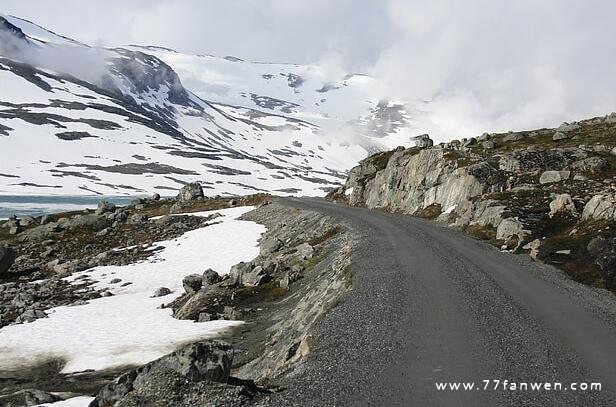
0, 184, 354, 406
328, 112, 616, 293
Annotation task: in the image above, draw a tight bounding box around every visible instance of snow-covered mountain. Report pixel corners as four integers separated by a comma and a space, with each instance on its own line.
0, 15, 415, 197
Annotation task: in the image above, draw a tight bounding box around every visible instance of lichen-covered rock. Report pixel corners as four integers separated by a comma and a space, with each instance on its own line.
496, 217, 529, 249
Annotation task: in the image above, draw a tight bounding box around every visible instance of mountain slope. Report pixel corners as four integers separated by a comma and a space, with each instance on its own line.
0, 15, 414, 197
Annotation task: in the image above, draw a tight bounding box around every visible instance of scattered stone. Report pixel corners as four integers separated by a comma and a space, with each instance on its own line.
260, 237, 284, 255
296, 243, 314, 260
128, 213, 149, 224
152, 287, 172, 297
109, 278, 122, 284
549, 194, 577, 217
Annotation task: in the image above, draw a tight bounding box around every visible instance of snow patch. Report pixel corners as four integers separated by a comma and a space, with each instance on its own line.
0, 206, 265, 374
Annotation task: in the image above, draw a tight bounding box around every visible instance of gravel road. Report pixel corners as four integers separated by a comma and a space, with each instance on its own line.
266, 197, 616, 406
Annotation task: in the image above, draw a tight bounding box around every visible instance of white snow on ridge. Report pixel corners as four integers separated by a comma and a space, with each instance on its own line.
0, 206, 264, 374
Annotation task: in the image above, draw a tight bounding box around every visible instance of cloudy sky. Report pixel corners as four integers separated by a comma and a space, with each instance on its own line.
3, 0, 615, 140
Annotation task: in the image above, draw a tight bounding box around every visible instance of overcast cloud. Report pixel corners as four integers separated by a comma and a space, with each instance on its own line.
2, 0, 615, 140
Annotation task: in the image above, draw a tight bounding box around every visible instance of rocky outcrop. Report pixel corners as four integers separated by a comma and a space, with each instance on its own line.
334, 113, 616, 289
346, 148, 503, 215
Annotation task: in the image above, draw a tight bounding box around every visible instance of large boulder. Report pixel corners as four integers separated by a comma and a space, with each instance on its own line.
177, 182, 204, 202
582, 194, 616, 221
0, 246, 16, 276
91, 341, 234, 407
539, 170, 570, 184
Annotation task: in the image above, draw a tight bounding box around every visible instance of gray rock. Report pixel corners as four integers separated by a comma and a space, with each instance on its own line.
539, 170, 570, 184
202, 268, 221, 285
109, 278, 122, 284
40, 214, 51, 225
152, 287, 172, 297
183, 274, 203, 294
0, 246, 16, 276
9, 226, 20, 235
227, 262, 253, 286
463, 137, 477, 147
496, 217, 529, 248
16, 309, 47, 323
570, 156, 610, 173
177, 182, 204, 202
96, 200, 116, 215
242, 266, 272, 286
19, 216, 35, 227
482, 140, 496, 149
557, 122, 580, 132
582, 194, 616, 221
552, 131, 570, 141
503, 133, 525, 142
260, 237, 284, 255
296, 243, 314, 260
478, 132, 491, 141
611, 147, 616, 156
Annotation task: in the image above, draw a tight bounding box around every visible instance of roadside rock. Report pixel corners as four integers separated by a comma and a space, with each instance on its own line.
496, 217, 529, 249
91, 341, 235, 407
177, 182, 204, 202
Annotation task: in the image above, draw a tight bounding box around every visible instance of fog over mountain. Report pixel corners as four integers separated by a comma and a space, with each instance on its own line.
3, 0, 616, 142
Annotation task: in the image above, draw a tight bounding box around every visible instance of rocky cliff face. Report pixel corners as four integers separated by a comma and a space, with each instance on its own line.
331, 113, 616, 290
